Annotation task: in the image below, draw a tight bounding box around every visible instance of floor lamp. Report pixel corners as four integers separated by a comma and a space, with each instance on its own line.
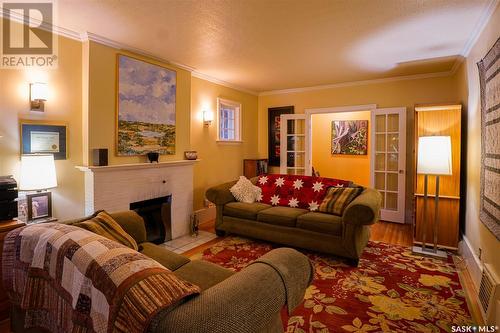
413, 136, 452, 258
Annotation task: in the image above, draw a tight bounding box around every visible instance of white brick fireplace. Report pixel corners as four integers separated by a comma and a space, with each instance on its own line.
76, 160, 197, 239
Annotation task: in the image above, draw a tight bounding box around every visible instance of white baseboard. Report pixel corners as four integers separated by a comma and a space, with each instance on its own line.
194, 207, 216, 224
458, 235, 483, 290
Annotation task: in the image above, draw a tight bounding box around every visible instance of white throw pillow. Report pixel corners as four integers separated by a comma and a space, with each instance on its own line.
230, 176, 262, 203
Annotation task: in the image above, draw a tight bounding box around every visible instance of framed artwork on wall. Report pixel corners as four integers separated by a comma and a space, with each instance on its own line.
116, 54, 177, 156
331, 120, 368, 155
20, 122, 67, 160
268, 106, 294, 166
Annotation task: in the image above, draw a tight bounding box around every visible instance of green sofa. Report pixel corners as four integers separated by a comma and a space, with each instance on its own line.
206, 178, 382, 266
10, 211, 313, 333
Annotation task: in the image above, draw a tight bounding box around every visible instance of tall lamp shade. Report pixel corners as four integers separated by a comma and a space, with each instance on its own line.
417, 136, 452, 175
19, 154, 58, 191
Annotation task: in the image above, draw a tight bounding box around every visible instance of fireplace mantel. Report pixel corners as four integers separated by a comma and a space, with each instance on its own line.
76, 160, 198, 238
76, 159, 199, 173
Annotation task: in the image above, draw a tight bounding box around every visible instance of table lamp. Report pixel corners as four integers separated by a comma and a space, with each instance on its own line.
19, 154, 57, 221
413, 136, 452, 258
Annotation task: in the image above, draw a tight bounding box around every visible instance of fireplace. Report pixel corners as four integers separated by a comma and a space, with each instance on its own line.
130, 195, 172, 244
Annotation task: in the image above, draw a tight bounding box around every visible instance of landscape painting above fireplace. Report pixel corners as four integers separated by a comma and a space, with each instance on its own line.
117, 55, 177, 156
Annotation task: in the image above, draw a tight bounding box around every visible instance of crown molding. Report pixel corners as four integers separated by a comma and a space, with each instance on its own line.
258, 70, 453, 96
84, 32, 259, 95
191, 71, 258, 96
460, 0, 499, 57
0, 7, 82, 41
84, 32, 197, 73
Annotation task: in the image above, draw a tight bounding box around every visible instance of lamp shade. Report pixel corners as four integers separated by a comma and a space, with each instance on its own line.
19, 154, 58, 191
30, 82, 48, 101
417, 136, 452, 175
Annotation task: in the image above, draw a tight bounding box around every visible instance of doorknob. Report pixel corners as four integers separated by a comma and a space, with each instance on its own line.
399, 170, 405, 174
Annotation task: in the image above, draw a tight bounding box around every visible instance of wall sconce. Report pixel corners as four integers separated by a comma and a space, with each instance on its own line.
30, 82, 48, 112
203, 110, 214, 126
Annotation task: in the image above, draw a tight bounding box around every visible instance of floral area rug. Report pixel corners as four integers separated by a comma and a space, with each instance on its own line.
198, 236, 473, 333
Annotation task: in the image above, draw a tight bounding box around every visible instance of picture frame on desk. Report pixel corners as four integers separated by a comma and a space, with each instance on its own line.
26, 192, 52, 222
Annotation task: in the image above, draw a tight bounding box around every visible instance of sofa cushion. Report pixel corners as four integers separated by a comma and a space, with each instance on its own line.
230, 176, 262, 203
297, 212, 343, 236
319, 186, 364, 216
74, 211, 139, 250
140, 242, 190, 271
173, 260, 234, 291
224, 202, 271, 220
257, 206, 308, 227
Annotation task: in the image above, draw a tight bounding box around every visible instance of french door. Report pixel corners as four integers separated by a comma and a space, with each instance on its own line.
280, 114, 306, 175
371, 108, 406, 223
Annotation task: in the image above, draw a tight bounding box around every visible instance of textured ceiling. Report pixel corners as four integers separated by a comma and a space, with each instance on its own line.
57, 0, 494, 92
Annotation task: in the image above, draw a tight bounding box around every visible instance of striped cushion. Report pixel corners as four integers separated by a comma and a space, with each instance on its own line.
75, 210, 139, 250
318, 187, 363, 216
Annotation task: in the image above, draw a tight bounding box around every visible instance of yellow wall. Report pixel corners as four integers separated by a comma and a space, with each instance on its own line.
258, 75, 460, 223
0, 23, 85, 220
455, 5, 500, 278
311, 111, 371, 186
190, 77, 259, 210
86, 41, 192, 165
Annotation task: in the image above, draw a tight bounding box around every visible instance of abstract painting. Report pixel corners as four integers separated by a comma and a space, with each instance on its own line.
478, 37, 499, 240
331, 120, 368, 155
117, 55, 176, 156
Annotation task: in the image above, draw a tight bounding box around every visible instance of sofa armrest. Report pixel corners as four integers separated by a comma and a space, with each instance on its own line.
342, 188, 382, 226
205, 180, 238, 205
109, 211, 147, 244
149, 249, 312, 333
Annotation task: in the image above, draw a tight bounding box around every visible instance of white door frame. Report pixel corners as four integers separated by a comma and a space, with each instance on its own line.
304, 104, 377, 176
370, 107, 407, 223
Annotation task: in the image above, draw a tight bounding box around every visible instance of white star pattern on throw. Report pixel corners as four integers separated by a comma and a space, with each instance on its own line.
293, 179, 304, 190
275, 177, 285, 187
288, 198, 299, 208
312, 181, 324, 192
309, 201, 319, 211
270, 195, 280, 205
256, 192, 263, 202
259, 176, 268, 185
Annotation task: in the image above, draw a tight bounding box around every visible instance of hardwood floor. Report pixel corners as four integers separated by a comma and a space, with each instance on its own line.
370, 220, 413, 246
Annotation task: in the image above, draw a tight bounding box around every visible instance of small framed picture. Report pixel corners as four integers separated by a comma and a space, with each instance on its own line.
21, 122, 68, 160
27, 192, 52, 221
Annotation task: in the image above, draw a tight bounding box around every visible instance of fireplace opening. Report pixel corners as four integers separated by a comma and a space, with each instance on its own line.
130, 195, 172, 244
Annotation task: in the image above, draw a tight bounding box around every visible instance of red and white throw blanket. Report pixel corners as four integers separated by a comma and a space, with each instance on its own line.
2, 223, 200, 333
256, 174, 352, 211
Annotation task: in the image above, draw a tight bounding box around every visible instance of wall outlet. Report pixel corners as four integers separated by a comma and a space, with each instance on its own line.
478, 248, 482, 260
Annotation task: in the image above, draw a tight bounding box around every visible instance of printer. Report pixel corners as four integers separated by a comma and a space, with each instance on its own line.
0, 176, 18, 220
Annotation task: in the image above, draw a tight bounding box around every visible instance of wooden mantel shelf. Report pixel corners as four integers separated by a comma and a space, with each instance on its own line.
76, 159, 200, 173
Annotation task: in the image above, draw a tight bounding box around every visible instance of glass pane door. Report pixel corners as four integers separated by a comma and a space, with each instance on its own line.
280, 115, 306, 175
371, 108, 406, 223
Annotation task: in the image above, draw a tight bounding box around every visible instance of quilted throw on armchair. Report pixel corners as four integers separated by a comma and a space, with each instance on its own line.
2, 223, 200, 333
